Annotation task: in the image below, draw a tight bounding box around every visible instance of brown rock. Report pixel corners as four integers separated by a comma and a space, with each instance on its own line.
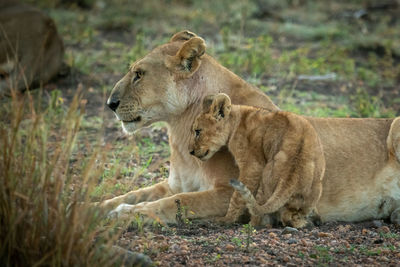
225, 244, 235, 251
300, 239, 310, 246
283, 255, 291, 262
269, 232, 278, 239
318, 232, 333, 238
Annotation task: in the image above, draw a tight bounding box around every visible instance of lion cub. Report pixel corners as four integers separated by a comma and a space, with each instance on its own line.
189, 93, 325, 228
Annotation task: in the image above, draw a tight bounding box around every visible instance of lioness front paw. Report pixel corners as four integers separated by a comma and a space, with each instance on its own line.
108, 203, 136, 220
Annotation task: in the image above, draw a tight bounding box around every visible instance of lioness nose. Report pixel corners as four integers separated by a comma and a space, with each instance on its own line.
107, 99, 120, 112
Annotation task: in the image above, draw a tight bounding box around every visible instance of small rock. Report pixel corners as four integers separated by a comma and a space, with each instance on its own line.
269, 232, 278, 239
225, 244, 235, 251
362, 228, 369, 235
283, 233, 292, 239
170, 244, 180, 252
372, 220, 383, 228
282, 255, 291, 262
300, 239, 310, 246
337, 225, 351, 233
288, 238, 297, 244
318, 232, 333, 238
378, 226, 390, 233
281, 226, 299, 235
379, 256, 389, 262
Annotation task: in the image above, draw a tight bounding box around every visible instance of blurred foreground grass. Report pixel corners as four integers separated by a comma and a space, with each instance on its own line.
0, 89, 153, 265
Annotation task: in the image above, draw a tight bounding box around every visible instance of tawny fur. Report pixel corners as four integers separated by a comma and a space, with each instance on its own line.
189, 94, 325, 228
103, 30, 400, 225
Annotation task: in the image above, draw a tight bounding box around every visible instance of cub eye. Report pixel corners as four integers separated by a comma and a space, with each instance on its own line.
195, 129, 201, 137
132, 70, 144, 83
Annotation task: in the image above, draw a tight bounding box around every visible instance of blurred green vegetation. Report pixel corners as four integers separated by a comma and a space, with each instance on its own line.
24, 0, 399, 116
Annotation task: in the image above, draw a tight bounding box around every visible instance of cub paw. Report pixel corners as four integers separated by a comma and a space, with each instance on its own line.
390, 207, 400, 225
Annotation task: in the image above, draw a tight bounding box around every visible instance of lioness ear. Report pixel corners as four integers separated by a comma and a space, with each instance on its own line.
165, 37, 206, 77
170, 30, 197, 42
210, 93, 231, 120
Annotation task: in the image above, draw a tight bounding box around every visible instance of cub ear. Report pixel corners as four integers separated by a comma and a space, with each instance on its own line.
165, 37, 206, 77
170, 30, 197, 42
210, 93, 231, 120
202, 95, 216, 112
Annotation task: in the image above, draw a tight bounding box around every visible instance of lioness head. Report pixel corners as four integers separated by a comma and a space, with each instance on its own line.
189, 93, 232, 161
106, 30, 206, 133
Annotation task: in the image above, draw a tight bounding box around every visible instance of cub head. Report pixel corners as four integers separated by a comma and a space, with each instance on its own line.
189, 93, 232, 161
106, 30, 206, 133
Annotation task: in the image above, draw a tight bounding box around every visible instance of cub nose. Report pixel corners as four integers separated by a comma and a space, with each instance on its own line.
107, 99, 120, 112
190, 150, 195, 155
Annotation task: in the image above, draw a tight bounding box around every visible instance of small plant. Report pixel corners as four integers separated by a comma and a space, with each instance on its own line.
379, 232, 399, 239
175, 199, 184, 227
310, 246, 333, 264
241, 223, 256, 252
231, 236, 243, 248
131, 213, 145, 235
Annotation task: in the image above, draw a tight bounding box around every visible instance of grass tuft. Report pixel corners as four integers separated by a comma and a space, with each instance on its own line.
0, 88, 133, 266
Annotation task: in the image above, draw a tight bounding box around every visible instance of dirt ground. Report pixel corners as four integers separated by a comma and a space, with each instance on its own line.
117, 220, 400, 266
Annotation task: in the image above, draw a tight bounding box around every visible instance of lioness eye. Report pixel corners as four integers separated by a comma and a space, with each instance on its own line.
132, 70, 144, 83
195, 129, 201, 137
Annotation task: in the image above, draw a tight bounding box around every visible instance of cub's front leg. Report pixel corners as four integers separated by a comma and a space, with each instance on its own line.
109, 187, 233, 224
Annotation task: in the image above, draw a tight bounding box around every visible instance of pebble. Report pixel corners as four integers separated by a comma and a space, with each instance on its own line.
225, 244, 235, 251
269, 232, 278, 239
170, 244, 180, 252
281, 226, 299, 235
283, 233, 292, 239
288, 238, 297, 244
283, 255, 291, 262
372, 220, 383, 228
318, 232, 333, 238
301, 239, 310, 246
337, 225, 351, 233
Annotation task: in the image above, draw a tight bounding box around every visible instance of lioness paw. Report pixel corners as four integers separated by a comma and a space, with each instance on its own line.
108, 203, 135, 220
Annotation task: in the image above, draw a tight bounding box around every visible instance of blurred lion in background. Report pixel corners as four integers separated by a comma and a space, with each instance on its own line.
0, 0, 64, 96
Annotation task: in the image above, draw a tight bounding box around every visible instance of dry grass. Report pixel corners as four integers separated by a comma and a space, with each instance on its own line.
0, 88, 135, 266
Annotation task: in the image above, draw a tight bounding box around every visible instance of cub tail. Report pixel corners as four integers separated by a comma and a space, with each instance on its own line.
230, 177, 297, 217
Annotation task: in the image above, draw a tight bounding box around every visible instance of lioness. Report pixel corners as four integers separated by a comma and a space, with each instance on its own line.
105, 30, 400, 225
189, 93, 324, 228
0, 1, 64, 96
